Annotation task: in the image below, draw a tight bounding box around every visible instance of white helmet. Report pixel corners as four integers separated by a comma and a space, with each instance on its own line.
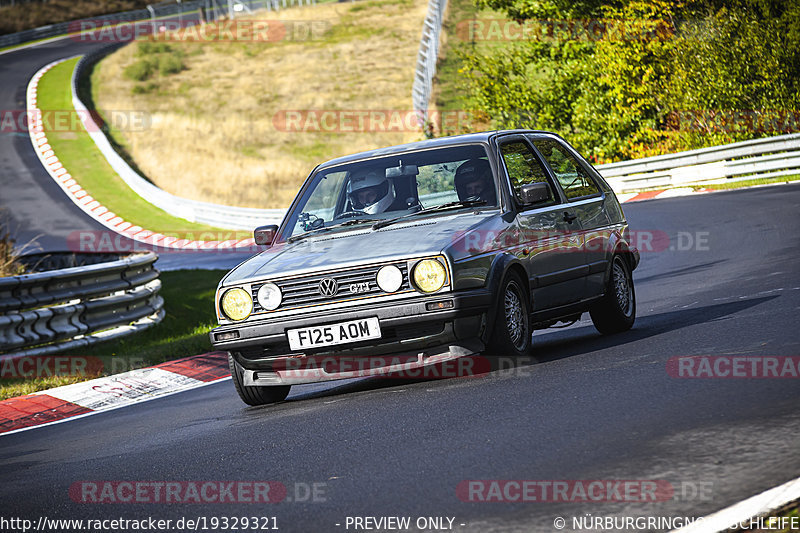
347, 170, 396, 214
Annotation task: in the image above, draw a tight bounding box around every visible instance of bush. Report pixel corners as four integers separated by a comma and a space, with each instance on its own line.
457, 0, 800, 162
123, 59, 154, 81
131, 82, 159, 95
138, 41, 173, 56
0, 221, 24, 277
124, 45, 185, 81
158, 53, 184, 76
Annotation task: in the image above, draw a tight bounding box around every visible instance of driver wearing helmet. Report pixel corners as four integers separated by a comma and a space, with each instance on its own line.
454, 159, 497, 205
347, 170, 396, 214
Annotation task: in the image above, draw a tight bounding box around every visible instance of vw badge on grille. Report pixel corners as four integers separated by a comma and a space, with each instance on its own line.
318, 278, 339, 297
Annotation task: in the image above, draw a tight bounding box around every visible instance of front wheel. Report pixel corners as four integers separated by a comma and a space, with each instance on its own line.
487, 272, 531, 356
589, 255, 636, 334
228, 353, 291, 406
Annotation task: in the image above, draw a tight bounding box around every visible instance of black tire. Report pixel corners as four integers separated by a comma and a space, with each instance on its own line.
589, 255, 636, 334
228, 353, 291, 406
487, 271, 532, 356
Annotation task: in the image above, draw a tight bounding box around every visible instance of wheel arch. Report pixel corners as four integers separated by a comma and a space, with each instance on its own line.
602, 232, 638, 286
481, 254, 530, 345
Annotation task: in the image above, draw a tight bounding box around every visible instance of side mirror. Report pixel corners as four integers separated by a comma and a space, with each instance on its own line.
519, 182, 551, 205
254, 224, 279, 246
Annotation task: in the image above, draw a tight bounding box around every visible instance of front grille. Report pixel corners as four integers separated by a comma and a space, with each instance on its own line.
251, 261, 411, 314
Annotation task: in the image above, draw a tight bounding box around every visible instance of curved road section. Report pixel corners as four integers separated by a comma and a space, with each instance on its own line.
1, 40, 112, 252
0, 34, 253, 269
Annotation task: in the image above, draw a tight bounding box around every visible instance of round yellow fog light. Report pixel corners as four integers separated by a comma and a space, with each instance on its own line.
221, 287, 253, 321
413, 259, 447, 293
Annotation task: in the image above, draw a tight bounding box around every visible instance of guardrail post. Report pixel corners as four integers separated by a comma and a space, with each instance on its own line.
412, 0, 448, 133
147, 5, 156, 35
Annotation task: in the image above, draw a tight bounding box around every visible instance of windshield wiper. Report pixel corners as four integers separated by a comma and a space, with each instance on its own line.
329, 218, 380, 229
287, 226, 331, 244
372, 200, 487, 230
287, 218, 379, 244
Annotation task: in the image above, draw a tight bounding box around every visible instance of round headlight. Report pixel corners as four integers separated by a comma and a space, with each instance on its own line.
413, 259, 447, 293
376, 265, 403, 293
221, 287, 252, 321
257, 282, 282, 311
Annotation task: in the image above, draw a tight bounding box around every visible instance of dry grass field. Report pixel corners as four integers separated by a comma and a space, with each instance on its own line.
93, 0, 429, 209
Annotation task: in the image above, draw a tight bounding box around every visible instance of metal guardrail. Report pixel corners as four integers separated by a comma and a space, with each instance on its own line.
1, 0, 315, 51
597, 133, 800, 192
0, 253, 164, 359
0, 2, 198, 49
412, 0, 447, 130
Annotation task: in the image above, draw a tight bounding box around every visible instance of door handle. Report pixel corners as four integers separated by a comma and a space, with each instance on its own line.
563, 212, 578, 224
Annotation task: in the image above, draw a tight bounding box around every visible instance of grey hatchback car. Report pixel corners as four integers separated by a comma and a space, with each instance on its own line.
211, 130, 640, 405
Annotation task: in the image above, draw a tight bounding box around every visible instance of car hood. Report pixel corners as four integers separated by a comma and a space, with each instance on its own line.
222, 211, 499, 285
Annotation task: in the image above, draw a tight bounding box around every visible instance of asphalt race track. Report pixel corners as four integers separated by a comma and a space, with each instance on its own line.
0, 40, 111, 252
1, 183, 799, 532
0, 29, 253, 271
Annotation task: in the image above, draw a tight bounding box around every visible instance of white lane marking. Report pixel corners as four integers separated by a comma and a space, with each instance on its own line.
43, 368, 205, 411
656, 187, 696, 198
1, 377, 231, 438
713, 287, 793, 302
671, 476, 800, 533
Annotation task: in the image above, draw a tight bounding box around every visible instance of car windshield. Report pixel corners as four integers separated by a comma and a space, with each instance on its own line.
284, 144, 496, 238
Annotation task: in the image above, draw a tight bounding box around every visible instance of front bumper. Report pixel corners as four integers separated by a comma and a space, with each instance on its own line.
210, 288, 493, 370
242, 347, 483, 385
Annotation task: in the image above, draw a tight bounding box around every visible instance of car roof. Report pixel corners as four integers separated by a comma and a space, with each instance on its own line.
315, 129, 554, 170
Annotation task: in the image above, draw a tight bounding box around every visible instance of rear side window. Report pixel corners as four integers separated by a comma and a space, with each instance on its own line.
531, 138, 601, 200
499, 140, 556, 205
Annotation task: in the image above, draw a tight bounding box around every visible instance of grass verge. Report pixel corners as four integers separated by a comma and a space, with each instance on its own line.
691, 175, 800, 191
36, 58, 245, 239
0, 269, 225, 401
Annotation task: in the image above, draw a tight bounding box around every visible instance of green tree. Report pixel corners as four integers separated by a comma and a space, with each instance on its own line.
455, 0, 800, 161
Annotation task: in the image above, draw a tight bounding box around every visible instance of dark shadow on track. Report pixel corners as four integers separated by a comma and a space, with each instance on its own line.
532, 295, 777, 363
633, 259, 727, 284
233, 295, 779, 411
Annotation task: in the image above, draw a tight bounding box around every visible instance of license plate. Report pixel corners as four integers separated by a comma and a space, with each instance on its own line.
287, 317, 381, 351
